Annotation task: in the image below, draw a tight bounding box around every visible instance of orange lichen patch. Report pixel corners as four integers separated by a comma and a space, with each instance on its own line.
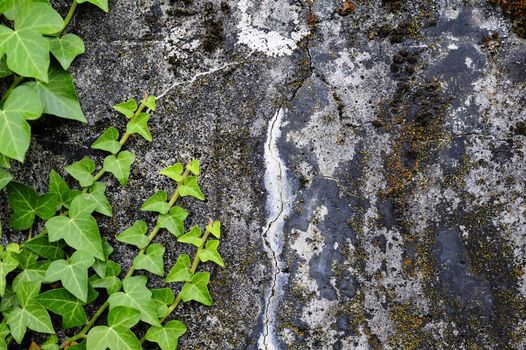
337, 0, 356, 16
490, 0, 526, 37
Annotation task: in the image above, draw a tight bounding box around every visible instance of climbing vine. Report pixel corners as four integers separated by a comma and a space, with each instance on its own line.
0, 1, 224, 349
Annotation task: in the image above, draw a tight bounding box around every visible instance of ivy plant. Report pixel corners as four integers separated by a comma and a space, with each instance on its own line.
0, 93, 225, 349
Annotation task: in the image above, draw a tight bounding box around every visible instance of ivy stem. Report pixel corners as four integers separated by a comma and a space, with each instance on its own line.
62, 168, 190, 348
1, 75, 24, 104
139, 225, 212, 345
60, 0, 78, 36
81, 99, 148, 194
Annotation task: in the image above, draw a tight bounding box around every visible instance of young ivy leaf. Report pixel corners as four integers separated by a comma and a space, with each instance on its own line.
126, 112, 152, 141
76, 0, 109, 12
46, 194, 105, 260
86, 307, 142, 350
165, 254, 193, 283
179, 176, 205, 201
35, 288, 87, 329
151, 288, 174, 318
48, 169, 78, 209
24, 235, 65, 261
160, 163, 184, 182
180, 272, 212, 306
112, 99, 137, 119
158, 206, 188, 238
43, 251, 95, 302
86, 182, 112, 217
49, 34, 85, 70
207, 220, 221, 238
199, 240, 225, 267
107, 276, 161, 326
41, 335, 60, 350
178, 226, 203, 248
116, 220, 149, 249
133, 243, 165, 277
103, 151, 135, 186
28, 65, 86, 122
65, 157, 96, 187
144, 96, 156, 111
187, 159, 200, 175
140, 191, 170, 214
0, 253, 18, 297
91, 127, 121, 154
144, 320, 187, 350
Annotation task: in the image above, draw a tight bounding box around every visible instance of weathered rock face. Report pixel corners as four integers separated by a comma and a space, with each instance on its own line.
3, 0, 526, 348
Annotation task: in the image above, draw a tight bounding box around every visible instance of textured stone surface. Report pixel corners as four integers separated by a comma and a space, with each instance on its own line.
2, 0, 526, 348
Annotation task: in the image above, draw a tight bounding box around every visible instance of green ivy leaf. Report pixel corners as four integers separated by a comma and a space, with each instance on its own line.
158, 206, 188, 238
12, 260, 49, 292
144, 96, 156, 111
49, 34, 85, 70
35, 288, 87, 329
46, 194, 104, 260
6, 182, 37, 230
91, 239, 114, 278
107, 276, 161, 326
0, 154, 11, 169
199, 240, 225, 267
0, 56, 11, 78
86, 182, 112, 217
140, 190, 170, 214
145, 320, 187, 350
35, 193, 58, 220
116, 220, 149, 249
0, 108, 30, 161
16, 1, 64, 35
165, 254, 193, 283
65, 157, 95, 187
160, 163, 184, 182
177, 226, 203, 248
126, 112, 152, 141
0, 0, 16, 13
151, 288, 174, 318
3, 85, 43, 120
76, 0, 109, 12
44, 251, 95, 302
0, 253, 18, 296
0, 168, 12, 190
112, 99, 137, 119
180, 272, 212, 306
187, 159, 200, 175
207, 220, 221, 238
89, 275, 122, 295
91, 127, 121, 154
86, 307, 142, 350
133, 243, 165, 276
41, 335, 59, 350
103, 151, 135, 186
6, 301, 54, 343
28, 65, 86, 122
48, 169, 78, 209
179, 176, 205, 201
24, 235, 65, 261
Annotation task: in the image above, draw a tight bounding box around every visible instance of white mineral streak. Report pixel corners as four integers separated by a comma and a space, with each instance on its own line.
259, 108, 293, 349
236, 0, 308, 57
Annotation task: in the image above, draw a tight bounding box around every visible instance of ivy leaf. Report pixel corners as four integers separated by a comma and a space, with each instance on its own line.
0, 0, 16, 13
46, 194, 104, 260
151, 288, 174, 318
3, 85, 43, 120
16, 2, 64, 35
116, 220, 149, 249
44, 251, 95, 302
6, 301, 54, 343
24, 235, 65, 261
108, 276, 161, 326
158, 206, 188, 238
0, 109, 30, 161
0, 154, 11, 169
180, 272, 212, 306
86, 308, 142, 350
178, 226, 203, 248
86, 182, 112, 217
0, 56, 11, 78
187, 159, 200, 175
199, 240, 225, 267
41, 335, 59, 350
89, 275, 122, 295
145, 320, 187, 350
179, 176, 205, 201
103, 151, 135, 186
35, 193, 58, 220
126, 112, 152, 141
0, 253, 18, 296
91, 240, 114, 278
0, 168, 12, 190
207, 220, 221, 238
48, 169, 78, 209
91, 127, 121, 154
12, 260, 49, 291
166, 254, 193, 283
140, 191, 170, 214
133, 243, 165, 276
6, 182, 37, 230
76, 0, 109, 12
144, 96, 156, 111
35, 288, 87, 329
112, 99, 137, 119
160, 163, 184, 182
28, 65, 86, 122
65, 157, 95, 187
49, 34, 85, 70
